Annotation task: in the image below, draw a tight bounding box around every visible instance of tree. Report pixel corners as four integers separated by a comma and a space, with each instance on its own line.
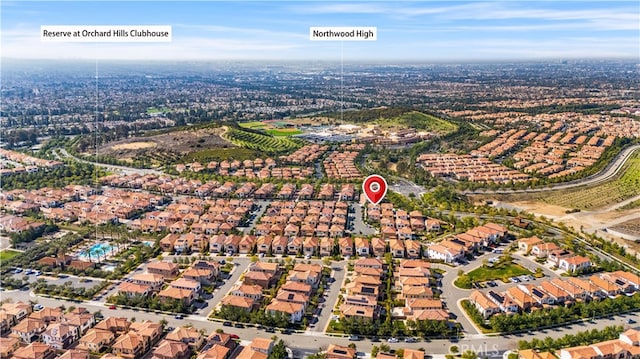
268, 340, 287, 359
450, 346, 459, 355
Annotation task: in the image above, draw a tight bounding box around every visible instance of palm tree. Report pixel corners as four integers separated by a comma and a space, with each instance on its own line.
83, 248, 93, 263
96, 248, 105, 263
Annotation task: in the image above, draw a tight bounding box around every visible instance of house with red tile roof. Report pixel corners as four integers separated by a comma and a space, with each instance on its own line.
78, 328, 115, 352
326, 344, 357, 359
147, 261, 180, 280
197, 344, 230, 359
320, 238, 334, 257
11, 343, 56, 359
12, 317, 47, 343
119, 282, 153, 298
265, 300, 305, 323
469, 290, 501, 318
152, 340, 190, 359
112, 332, 145, 359
271, 236, 287, 254
339, 237, 354, 257
165, 326, 204, 349
158, 287, 195, 306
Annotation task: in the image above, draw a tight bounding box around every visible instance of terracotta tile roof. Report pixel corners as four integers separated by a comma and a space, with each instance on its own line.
197, 345, 230, 359
220, 296, 254, 309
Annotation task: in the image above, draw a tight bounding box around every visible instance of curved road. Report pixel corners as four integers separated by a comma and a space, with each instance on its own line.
57, 148, 163, 176
462, 144, 640, 195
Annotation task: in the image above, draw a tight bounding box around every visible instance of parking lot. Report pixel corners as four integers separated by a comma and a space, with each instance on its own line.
8, 268, 106, 289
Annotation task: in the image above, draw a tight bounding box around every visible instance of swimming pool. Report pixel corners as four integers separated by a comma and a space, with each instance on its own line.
78, 242, 116, 259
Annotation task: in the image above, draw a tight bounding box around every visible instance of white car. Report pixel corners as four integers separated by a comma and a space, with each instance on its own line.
33, 304, 44, 311
387, 337, 399, 343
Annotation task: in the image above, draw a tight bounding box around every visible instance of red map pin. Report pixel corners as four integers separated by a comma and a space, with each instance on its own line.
363, 174, 388, 205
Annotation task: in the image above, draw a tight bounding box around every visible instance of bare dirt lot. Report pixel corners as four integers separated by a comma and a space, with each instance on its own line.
511, 201, 570, 218
499, 199, 640, 258
95, 127, 234, 165
111, 142, 157, 150
609, 219, 640, 239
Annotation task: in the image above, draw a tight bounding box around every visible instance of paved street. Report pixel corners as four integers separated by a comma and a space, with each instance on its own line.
310, 260, 347, 333
436, 245, 564, 336
3, 286, 638, 357
56, 148, 163, 176
238, 201, 269, 234
351, 204, 378, 236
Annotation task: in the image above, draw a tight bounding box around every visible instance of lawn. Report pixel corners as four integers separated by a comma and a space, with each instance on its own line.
240, 121, 302, 136
265, 129, 303, 136
146, 107, 170, 114
466, 263, 532, 282
0, 249, 21, 262
239, 121, 267, 130
454, 256, 535, 289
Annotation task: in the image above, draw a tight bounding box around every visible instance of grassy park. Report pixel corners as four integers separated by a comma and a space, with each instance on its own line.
0, 250, 21, 262
455, 256, 532, 288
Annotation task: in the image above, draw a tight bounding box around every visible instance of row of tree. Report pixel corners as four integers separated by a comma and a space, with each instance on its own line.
517, 325, 624, 351
489, 293, 640, 333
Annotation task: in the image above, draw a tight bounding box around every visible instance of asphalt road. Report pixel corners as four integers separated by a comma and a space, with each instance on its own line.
5, 287, 638, 357
57, 148, 163, 176
463, 145, 640, 195
310, 261, 347, 333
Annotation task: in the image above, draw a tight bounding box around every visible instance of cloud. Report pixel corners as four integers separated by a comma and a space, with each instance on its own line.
173, 24, 308, 40
1, 27, 312, 60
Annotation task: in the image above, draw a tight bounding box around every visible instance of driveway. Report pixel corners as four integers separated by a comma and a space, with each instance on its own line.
311, 260, 346, 332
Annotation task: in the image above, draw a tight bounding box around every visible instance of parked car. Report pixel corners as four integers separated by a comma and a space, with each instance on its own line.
370, 336, 380, 342
175, 314, 184, 319
265, 327, 276, 333
627, 319, 637, 324
405, 337, 417, 343
13, 268, 23, 274
33, 304, 44, 311
234, 323, 244, 328
387, 337, 399, 343
108, 305, 116, 310
348, 335, 361, 341
223, 321, 232, 327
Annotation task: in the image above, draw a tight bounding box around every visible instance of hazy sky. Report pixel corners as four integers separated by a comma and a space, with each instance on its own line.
2, 1, 639, 61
